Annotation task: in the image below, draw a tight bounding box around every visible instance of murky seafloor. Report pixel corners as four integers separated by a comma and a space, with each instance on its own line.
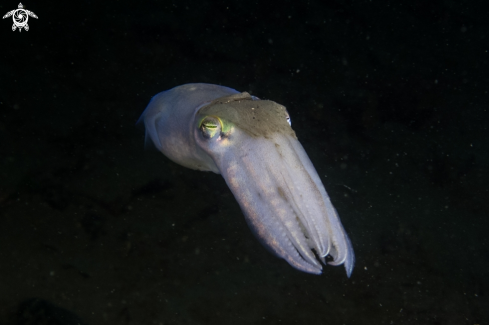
1, 1, 487, 324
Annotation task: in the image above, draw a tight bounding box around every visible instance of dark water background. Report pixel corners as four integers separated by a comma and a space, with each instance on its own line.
1, 0, 488, 324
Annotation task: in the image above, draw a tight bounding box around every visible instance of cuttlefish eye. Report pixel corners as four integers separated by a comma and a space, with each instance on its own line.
199, 116, 222, 139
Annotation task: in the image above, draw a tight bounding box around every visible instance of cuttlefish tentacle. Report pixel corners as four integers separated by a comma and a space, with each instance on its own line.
262, 138, 329, 258
233, 137, 321, 270
224, 148, 322, 273
275, 135, 333, 257
139, 83, 355, 277
286, 136, 355, 274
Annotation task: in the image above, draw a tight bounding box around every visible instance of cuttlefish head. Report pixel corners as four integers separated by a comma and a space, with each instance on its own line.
193, 92, 354, 276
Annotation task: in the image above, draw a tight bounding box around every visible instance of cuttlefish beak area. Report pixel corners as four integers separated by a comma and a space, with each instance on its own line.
195, 95, 354, 276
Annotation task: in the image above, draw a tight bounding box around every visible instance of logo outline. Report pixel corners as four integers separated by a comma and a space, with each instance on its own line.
3, 3, 38, 32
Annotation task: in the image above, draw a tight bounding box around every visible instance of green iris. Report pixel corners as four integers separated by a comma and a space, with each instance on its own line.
200, 116, 222, 139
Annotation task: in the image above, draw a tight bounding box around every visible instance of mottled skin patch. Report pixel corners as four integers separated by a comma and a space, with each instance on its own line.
198, 92, 297, 139
274, 143, 283, 158
277, 186, 287, 201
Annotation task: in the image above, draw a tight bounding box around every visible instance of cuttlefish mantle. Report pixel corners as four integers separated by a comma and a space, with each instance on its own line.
138, 83, 355, 276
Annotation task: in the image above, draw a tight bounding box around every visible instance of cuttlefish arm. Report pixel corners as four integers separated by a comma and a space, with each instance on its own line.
139, 83, 355, 276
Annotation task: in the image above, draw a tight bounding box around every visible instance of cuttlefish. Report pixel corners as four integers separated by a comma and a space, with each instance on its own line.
139, 83, 354, 276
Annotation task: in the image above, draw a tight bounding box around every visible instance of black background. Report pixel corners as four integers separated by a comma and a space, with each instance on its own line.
1, 0, 488, 324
